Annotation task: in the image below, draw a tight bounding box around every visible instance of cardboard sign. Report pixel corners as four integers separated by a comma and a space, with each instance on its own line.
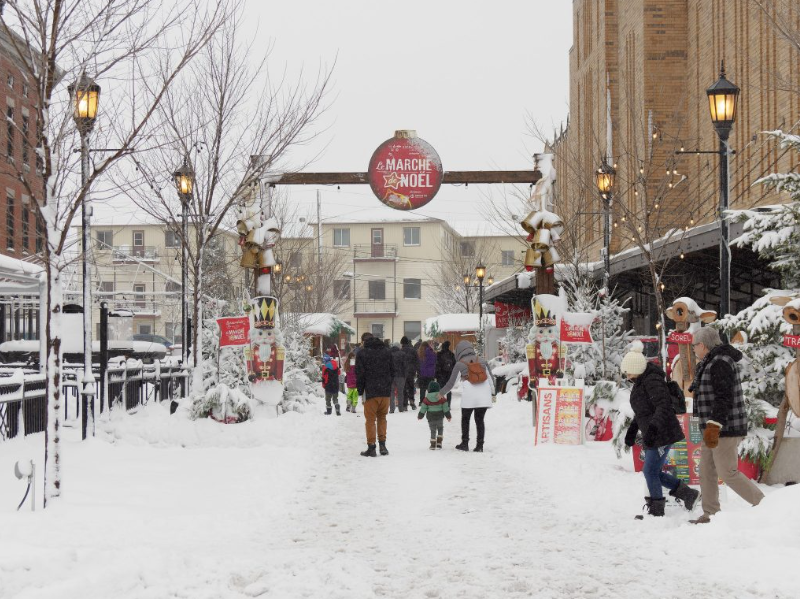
217, 317, 250, 347
560, 313, 594, 344
667, 331, 693, 345
535, 385, 584, 445
782, 334, 800, 348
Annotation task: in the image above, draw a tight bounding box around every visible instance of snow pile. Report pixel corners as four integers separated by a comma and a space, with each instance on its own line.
425, 313, 496, 336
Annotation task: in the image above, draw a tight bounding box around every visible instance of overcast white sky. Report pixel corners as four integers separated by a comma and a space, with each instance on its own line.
97, 1, 573, 234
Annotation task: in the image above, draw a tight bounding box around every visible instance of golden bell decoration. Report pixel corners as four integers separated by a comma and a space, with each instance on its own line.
520, 209, 564, 271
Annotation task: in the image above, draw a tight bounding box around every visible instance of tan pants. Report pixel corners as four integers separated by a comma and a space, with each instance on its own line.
700, 436, 764, 516
364, 396, 389, 445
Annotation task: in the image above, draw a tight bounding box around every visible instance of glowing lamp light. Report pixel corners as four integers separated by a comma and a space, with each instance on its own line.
68, 73, 100, 133
173, 158, 194, 197
706, 60, 739, 141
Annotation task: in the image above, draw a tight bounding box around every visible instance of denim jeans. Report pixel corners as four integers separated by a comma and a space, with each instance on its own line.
642, 445, 681, 499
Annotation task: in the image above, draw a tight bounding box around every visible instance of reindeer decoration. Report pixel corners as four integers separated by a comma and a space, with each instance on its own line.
665, 297, 717, 395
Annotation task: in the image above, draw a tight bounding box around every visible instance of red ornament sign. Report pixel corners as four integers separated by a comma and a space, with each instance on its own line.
782, 334, 800, 348
494, 301, 532, 328
217, 317, 250, 347
560, 318, 593, 344
368, 130, 443, 210
667, 332, 693, 345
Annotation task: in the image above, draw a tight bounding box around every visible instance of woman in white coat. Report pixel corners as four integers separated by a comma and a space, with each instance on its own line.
439, 340, 496, 452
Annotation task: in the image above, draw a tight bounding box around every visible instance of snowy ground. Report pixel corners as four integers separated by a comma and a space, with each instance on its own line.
1, 391, 798, 599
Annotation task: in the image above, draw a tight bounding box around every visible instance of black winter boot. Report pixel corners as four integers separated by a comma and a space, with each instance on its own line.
436, 435, 443, 449
410, 401, 417, 411
429, 438, 437, 450
473, 442, 484, 452
455, 441, 469, 451
670, 482, 700, 511
379, 441, 389, 456
635, 497, 666, 519
361, 444, 377, 457
325, 407, 332, 415
335, 404, 341, 416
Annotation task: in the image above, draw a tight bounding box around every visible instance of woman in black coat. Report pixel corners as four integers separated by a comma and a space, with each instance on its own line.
621, 342, 699, 518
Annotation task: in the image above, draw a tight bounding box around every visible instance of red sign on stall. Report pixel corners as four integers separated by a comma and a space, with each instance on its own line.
667, 332, 693, 345
217, 317, 250, 347
782, 334, 800, 348
559, 315, 593, 344
494, 301, 532, 328
368, 131, 443, 210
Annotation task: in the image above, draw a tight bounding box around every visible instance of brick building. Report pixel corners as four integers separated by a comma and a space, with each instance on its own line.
551, 1, 798, 328
0, 27, 44, 259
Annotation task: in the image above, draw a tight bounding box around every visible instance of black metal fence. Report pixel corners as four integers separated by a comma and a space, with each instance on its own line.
0, 361, 188, 442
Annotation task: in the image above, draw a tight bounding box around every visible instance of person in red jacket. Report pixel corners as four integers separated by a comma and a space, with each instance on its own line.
321, 351, 341, 416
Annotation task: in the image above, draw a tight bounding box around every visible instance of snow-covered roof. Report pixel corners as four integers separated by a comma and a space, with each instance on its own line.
0, 253, 44, 277
425, 313, 496, 335
283, 313, 356, 336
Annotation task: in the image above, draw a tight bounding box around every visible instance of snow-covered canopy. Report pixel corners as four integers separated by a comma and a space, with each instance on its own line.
425, 313, 496, 336
0, 254, 43, 277
283, 313, 355, 337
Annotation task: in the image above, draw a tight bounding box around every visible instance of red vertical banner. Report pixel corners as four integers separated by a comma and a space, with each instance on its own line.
217, 317, 250, 347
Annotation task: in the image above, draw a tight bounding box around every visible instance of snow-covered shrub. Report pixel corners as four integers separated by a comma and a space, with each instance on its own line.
498, 317, 532, 364
189, 383, 252, 423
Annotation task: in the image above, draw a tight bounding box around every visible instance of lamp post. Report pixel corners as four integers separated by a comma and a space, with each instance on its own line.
475, 263, 486, 355
173, 157, 194, 369
706, 60, 739, 318
595, 160, 616, 293
68, 73, 100, 439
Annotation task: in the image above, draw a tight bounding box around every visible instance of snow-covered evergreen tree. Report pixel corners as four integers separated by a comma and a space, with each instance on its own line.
561, 274, 633, 384
279, 317, 322, 414
498, 316, 532, 363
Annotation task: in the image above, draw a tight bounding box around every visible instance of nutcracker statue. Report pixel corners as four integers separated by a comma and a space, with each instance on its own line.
526, 296, 565, 388
245, 296, 285, 400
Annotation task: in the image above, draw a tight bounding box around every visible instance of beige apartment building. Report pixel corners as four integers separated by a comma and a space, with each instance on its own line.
306, 216, 524, 343
86, 221, 243, 342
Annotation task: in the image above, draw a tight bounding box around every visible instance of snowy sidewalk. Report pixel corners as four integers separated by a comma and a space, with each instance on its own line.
1, 395, 798, 599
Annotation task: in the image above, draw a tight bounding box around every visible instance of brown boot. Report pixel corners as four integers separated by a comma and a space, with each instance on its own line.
429, 438, 436, 450
690, 513, 712, 524
436, 435, 443, 449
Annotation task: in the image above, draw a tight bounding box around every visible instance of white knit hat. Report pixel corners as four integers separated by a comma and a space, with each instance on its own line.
620, 340, 648, 377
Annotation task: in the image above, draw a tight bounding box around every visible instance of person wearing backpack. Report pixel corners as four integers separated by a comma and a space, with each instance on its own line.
438, 340, 495, 452
621, 341, 699, 518
436, 340, 456, 403
321, 351, 341, 416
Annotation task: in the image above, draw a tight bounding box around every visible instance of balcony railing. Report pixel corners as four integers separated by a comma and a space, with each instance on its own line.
353, 244, 398, 259
112, 245, 160, 262
354, 300, 397, 315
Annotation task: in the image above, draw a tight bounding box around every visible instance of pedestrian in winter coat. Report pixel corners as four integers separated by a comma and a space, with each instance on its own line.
688, 327, 764, 524
390, 343, 407, 413
401, 336, 419, 410
435, 341, 456, 402
439, 340, 495, 452
344, 351, 359, 414
417, 340, 437, 404
418, 380, 452, 450
355, 332, 395, 457
321, 353, 341, 416
621, 341, 698, 518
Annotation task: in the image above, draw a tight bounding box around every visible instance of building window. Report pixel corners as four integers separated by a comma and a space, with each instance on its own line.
95, 229, 113, 249
460, 241, 475, 256
6, 192, 14, 250
289, 250, 302, 267
403, 321, 421, 342
368, 280, 385, 300
133, 284, 146, 308
137, 324, 152, 335
502, 250, 515, 266
99, 281, 115, 293
21, 115, 29, 165
6, 74, 13, 88
403, 278, 421, 299
334, 279, 350, 300
371, 323, 384, 339
403, 226, 420, 246
132, 230, 144, 247
22, 83, 28, 97
333, 228, 350, 247
6, 107, 14, 161
164, 230, 179, 248
165, 281, 181, 293
21, 205, 29, 251
35, 213, 43, 253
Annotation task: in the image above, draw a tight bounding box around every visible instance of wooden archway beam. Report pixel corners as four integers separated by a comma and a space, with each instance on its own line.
270, 170, 542, 186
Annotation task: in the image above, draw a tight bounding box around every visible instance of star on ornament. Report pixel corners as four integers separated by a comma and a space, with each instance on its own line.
383, 172, 401, 189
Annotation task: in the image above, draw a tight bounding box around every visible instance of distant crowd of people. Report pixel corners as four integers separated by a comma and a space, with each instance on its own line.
319, 335, 495, 456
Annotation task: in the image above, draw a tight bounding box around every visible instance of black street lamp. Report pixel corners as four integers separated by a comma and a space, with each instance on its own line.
69, 73, 100, 440
595, 160, 616, 292
173, 157, 194, 367
706, 60, 739, 318
476, 263, 486, 355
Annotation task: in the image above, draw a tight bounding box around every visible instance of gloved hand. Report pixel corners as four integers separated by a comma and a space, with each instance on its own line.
447, 417, 452, 422
703, 422, 722, 448
643, 426, 658, 447
624, 426, 638, 447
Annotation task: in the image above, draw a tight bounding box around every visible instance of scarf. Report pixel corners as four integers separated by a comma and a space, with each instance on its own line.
688, 350, 713, 393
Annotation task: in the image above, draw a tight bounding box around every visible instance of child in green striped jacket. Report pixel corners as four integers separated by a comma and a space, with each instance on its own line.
418, 381, 451, 450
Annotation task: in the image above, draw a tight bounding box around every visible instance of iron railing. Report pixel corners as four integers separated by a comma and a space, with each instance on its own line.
352, 243, 398, 259
0, 361, 188, 442
354, 300, 397, 314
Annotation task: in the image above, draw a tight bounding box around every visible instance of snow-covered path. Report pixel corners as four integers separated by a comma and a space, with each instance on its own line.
1, 394, 798, 599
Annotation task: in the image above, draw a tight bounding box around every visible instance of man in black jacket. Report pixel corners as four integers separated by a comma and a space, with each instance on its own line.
400, 336, 419, 410
355, 332, 395, 456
